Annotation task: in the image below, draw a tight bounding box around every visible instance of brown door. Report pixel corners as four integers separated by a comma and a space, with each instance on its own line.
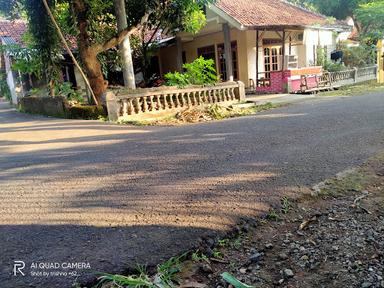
217, 41, 238, 81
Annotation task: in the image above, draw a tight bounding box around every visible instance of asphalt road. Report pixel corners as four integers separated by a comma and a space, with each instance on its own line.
1, 93, 384, 287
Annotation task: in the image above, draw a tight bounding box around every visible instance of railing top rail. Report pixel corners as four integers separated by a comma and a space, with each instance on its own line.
328, 69, 355, 74
112, 82, 240, 100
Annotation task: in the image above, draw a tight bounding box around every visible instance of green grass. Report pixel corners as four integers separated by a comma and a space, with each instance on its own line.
218, 235, 243, 250
191, 251, 210, 263
218, 239, 230, 247
117, 114, 177, 126
94, 253, 188, 288
212, 248, 223, 259
320, 81, 384, 97
231, 237, 242, 250
311, 168, 371, 199
266, 208, 280, 221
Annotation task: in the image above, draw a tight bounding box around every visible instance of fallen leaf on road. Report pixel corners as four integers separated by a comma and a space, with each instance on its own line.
299, 216, 317, 230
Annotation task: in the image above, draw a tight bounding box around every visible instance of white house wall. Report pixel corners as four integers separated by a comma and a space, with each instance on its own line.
4, 53, 18, 104
303, 29, 335, 66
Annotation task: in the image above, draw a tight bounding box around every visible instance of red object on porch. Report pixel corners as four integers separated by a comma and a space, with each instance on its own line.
290, 76, 319, 92
256, 71, 291, 94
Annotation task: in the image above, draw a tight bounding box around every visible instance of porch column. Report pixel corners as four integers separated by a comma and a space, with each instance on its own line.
176, 36, 183, 72
256, 29, 259, 88
281, 30, 286, 71
223, 23, 234, 81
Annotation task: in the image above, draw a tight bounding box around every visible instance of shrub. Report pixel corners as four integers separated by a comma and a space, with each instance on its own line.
164, 71, 189, 87
0, 72, 11, 101
341, 44, 376, 68
316, 46, 346, 72
165, 56, 218, 87
323, 60, 346, 72
183, 56, 218, 85
56, 82, 84, 103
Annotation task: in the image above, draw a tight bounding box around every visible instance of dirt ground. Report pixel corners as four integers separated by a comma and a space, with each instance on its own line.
178, 152, 384, 288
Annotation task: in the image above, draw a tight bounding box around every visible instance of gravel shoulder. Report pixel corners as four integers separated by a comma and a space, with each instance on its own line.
177, 152, 384, 288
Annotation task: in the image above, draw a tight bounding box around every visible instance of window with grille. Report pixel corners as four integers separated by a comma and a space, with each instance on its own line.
264, 46, 282, 79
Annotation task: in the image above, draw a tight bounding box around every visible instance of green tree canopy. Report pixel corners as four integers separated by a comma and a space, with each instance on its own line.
1, 0, 214, 102
355, 0, 384, 41
288, 0, 383, 43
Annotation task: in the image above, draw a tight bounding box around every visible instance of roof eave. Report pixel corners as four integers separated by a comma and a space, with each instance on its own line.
208, 4, 247, 31
210, 3, 351, 33
245, 24, 351, 32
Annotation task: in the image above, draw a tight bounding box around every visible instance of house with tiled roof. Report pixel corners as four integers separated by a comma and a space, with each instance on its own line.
0, 20, 29, 104
0, 19, 88, 104
157, 0, 351, 93
0, 19, 27, 45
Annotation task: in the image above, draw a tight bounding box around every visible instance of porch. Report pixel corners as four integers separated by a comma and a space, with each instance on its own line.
250, 27, 334, 94
160, 18, 337, 95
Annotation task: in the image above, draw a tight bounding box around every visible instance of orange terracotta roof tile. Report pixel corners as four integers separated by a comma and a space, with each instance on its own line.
0, 19, 27, 44
215, 0, 327, 28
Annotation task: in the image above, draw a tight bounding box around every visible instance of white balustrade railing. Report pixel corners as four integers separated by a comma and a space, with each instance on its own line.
106, 81, 245, 121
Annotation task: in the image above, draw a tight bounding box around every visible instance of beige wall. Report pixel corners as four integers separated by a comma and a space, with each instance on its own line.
159, 29, 249, 86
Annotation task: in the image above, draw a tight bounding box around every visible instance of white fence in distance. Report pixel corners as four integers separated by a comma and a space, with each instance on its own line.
329, 65, 378, 87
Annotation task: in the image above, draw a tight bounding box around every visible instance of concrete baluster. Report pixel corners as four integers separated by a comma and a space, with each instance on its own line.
122, 100, 129, 117
142, 96, 148, 112
128, 99, 134, 114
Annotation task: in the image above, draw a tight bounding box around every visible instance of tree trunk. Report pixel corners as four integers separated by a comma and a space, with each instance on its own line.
72, 0, 107, 104
80, 48, 107, 104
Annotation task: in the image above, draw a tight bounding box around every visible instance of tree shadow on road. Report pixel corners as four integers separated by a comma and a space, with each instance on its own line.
1, 95, 384, 287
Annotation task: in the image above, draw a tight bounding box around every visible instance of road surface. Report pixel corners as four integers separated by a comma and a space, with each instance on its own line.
0, 93, 383, 287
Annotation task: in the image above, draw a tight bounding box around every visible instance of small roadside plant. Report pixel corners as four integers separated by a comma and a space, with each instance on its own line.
266, 208, 280, 221
219, 234, 243, 250
218, 238, 230, 247
212, 248, 223, 259
165, 56, 218, 87
281, 196, 293, 214
231, 237, 242, 250
191, 251, 210, 263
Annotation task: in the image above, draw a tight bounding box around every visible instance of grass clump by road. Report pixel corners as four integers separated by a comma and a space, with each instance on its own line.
320, 80, 384, 97
93, 253, 187, 288
118, 102, 278, 126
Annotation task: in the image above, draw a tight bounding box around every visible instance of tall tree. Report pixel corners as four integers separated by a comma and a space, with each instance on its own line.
288, 0, 375, 33
355, 0, 384, 40
1, 0, 213, 103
